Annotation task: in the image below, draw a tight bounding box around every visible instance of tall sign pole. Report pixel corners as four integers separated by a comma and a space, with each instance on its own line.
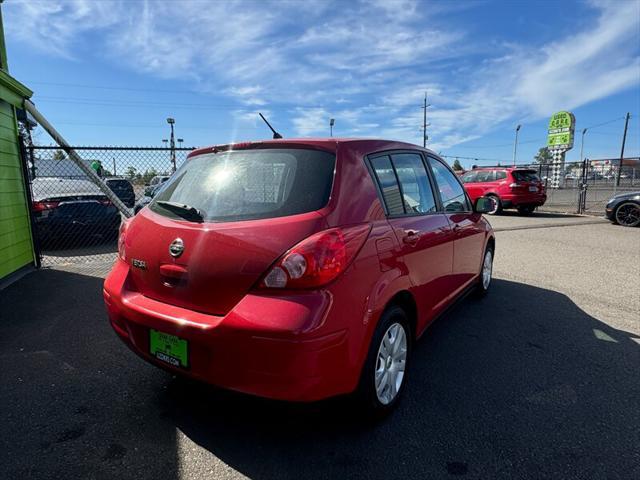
546, 111, 575, 189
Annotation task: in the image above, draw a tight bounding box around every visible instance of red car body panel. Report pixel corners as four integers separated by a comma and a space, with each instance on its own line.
462, 167, 547, 209
104, 138, 494, 401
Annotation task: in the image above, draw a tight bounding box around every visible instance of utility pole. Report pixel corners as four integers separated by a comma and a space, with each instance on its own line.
512, 124, 521, 166
167, 117, 176, 173
615, 112, 630, 189
422, 92, 430, 147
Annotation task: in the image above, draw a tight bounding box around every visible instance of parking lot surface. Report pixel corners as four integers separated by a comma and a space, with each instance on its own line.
1, 215, 638, 479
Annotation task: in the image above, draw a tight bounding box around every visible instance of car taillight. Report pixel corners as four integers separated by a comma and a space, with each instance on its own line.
32, 201, 59, 212
509, 183, 522, 188
118, 219, 131, 261
259, 224, 371, 289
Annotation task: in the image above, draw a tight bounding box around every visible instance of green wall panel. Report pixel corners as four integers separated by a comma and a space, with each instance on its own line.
0, 98, 34, 280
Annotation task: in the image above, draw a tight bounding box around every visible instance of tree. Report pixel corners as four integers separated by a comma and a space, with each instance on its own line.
53, 149, 66, 162
125, 166, 138, 180
534, 147, 553, 164
452, 159, 463, 171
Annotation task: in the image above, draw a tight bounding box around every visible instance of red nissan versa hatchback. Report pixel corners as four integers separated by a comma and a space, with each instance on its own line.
104, 139, 495, 413
461, 167, 547, 215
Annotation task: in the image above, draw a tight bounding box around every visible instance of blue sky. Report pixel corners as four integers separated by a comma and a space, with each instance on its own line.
4, 0, 640, 168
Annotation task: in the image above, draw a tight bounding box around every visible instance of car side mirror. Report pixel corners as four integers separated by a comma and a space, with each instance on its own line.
475, 196, 494, 214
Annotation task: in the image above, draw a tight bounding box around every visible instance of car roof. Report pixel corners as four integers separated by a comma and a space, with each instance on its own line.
188, 138, 439, 159
468, 167, 536, 171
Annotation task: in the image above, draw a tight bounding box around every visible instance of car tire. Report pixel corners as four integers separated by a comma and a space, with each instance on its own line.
474, 245, 494, 297
355, 305, 411, 418
517, 205, 535, 215
486, 194, 502, 215
614, 202, 640, 227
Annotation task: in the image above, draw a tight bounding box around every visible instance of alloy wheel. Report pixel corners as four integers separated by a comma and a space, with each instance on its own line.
375, 322, 407, 405
482, 249, 493, 289
615, 202, 640, 227
487, 196, 500, 215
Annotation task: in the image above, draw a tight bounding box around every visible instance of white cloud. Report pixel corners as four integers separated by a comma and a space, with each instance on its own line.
4, 0, 639, 149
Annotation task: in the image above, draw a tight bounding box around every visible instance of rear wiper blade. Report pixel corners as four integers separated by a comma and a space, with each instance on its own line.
156, 201, 204, 222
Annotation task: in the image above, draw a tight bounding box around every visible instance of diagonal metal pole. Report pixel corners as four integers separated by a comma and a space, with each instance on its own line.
23, 99, 132, 218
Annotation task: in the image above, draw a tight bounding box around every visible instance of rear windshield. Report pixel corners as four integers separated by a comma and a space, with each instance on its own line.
106, 180, 132, 190
150, 148, 335, 222
512, 170, 540, 182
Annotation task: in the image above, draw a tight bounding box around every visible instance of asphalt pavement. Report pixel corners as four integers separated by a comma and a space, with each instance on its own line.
1, 214, 638, 479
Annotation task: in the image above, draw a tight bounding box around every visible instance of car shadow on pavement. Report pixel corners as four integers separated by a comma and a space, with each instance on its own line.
0, 269, 179, 480
163, 279, 639, 479
2, 272, 638, 479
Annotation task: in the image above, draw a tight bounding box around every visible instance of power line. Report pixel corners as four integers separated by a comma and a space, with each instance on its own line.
581, 116, 627, 131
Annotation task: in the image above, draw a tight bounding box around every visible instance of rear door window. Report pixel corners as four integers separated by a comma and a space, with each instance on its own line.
461, 171, 477, 183
475, 170, 495, 182
512, 170, 540, 182
390, 153, 437, 214
496, 170, 507, 180
150, 148, 335, 222
427, 157, 471, 212
370, 156, 405, 215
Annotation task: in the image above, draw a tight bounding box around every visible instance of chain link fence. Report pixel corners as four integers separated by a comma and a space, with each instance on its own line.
530, 160, 638, 214
20, 142, 640, 271
26, 145, 194, 269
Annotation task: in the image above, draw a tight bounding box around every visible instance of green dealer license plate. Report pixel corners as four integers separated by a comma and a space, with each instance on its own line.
149, 329, 188, 368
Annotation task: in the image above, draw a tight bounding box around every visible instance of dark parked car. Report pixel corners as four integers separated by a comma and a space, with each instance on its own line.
105, 177, 135, 208
606, 191, 640, 227
32, 177, 121, 248
144, 175, 170, 197
134, 182, 164, 214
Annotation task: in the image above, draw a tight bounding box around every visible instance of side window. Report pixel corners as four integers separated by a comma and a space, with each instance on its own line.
461, 171, 477, 183
390, 153, 437, 214
370, 156, 405, 215
475, 170, 495, 182
427, 157, 471, 213
496, 170, 507, 180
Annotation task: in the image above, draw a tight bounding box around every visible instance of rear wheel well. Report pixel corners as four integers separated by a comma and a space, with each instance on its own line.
386, 291, 417, 341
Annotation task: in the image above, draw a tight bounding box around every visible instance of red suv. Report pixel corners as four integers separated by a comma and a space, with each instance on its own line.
461, 167, 546, 215
104, 139, 495, 413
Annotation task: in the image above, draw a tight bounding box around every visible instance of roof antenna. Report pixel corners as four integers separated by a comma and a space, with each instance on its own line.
258, 112, 283, 139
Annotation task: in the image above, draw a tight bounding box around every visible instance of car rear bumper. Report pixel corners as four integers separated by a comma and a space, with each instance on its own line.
35, 214, 121, 239
501, 193, 547, 208
103, 260, 353, 402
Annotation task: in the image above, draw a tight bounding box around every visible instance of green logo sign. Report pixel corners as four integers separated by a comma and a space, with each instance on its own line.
547, 111, 575, 150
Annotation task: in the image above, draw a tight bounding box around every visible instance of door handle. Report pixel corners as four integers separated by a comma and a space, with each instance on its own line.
402, 229, 421, 244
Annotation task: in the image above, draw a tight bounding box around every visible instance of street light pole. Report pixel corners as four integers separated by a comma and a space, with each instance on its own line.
329, 118, 335, 137
167, 117, 176, 172
579, 128, 587, 162
512, 124, 521, 166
